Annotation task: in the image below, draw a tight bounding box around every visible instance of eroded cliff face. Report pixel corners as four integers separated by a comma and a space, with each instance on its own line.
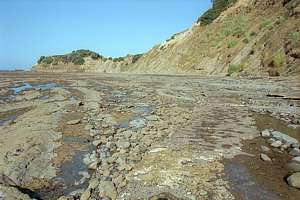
33, 0, 300, 76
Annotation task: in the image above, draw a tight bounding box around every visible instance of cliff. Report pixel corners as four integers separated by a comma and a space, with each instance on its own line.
33, 0, 300, 76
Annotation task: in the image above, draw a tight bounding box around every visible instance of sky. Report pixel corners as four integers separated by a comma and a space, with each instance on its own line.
0, 0, 212, 70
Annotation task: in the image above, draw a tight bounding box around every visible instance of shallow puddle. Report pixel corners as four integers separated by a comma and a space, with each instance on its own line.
254, 113, 300, 141
224, 163, 279, 200
10, 82, 59, 94
0, 107, 32, 126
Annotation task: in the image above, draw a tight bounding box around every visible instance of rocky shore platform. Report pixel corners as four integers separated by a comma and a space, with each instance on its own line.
0, 72, 299, 200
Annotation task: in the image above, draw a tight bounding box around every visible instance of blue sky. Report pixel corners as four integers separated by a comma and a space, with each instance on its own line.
0, 0, 211, 70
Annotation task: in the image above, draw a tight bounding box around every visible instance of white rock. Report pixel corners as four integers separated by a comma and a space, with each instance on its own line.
261, 129, 271, 138
92, 140, 102, 146
260, 153, 272, 162
271, 140, 282, 148
67, 119, 81, 125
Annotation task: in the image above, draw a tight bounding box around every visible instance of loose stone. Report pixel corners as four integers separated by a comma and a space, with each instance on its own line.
260, 153, 272, 162
287, 172, 300, 189
67, 119, 81, 125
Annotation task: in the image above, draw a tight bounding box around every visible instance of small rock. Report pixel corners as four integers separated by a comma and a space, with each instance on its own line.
99, 181, 118, 200
287, 172, 300, 189
270, 130, 298, 147
116, 141, 130, 149
145, 115, 160, 121
261, 129, 271, 138
289, 148, 300, 156
286, 162, 300, 172
260, 153, 272, 162
67, 119, 81, 125
292, 157, 300, 163
271, 140, 282, 148
261, 145, 270, 152
88, 161, 99, 170
80, 188, 91, 200
92, 140, 102, 147
88, 178, 99, 189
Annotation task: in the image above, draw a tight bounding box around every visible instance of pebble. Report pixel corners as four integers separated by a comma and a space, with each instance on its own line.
260, 153, 272, 162
88, 160, 99, 170
261, 129, 271, 138
270, 140, 282, 148
80, 188, 91, 200
92, 140, 102, 146
287, 172, 300, 189
98, 181, 118, 200
116, 141, 130, 149
67, 119, 81, 125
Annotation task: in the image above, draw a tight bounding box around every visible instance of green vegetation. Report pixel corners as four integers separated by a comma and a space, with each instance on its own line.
42, 57, 53, 65
198, 0, 238, 25
273, 49, 286, 68
38, 49, 102, 66
221, 16, 249, 37
260, 19, 273, 30
227, 64, 243, 75
113, 57, 125, 62
227, 40, 238, 48
132, 54, 143, 64
290, 31, 300, 41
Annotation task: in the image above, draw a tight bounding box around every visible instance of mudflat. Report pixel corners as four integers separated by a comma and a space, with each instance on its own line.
0, 72, 299, 200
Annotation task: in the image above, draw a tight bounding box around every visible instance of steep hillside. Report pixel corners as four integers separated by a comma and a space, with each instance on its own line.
33, 0, 300, 76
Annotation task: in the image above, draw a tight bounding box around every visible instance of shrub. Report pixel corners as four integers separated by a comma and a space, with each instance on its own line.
273, 49, 286, 68
198, 0, 238, 25
43, 57, 53, 65
72, 56, 85, 65
228, 64, 242, 75
37, 56, 46, 64
132, 54, 143, 63
228, 40, 238, 48
113, 57, 125, 62
260, 20, 273, 30
221, 16, 248, 37
290, 31, 300, 41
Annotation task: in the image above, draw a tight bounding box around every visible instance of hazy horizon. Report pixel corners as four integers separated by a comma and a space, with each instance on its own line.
0, 0, 211, 70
